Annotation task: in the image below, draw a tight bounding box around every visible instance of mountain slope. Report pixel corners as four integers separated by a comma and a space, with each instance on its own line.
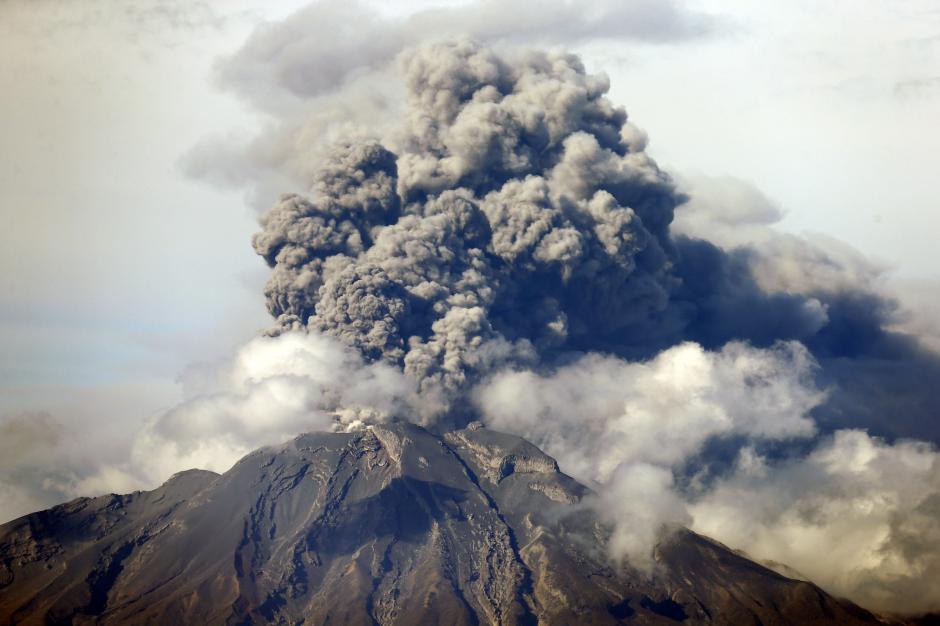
0, 423, 880, 625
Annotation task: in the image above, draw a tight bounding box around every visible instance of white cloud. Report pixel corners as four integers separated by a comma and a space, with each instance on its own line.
131, 331, 423, 480
475, 340, 821, 481
0, 331, 425, 523
475, 340, 822, 567
691, 430, 940, 613
594, 462, 690, 567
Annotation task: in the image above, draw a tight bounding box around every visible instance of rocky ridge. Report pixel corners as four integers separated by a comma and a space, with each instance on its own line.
0, 423, 885, 625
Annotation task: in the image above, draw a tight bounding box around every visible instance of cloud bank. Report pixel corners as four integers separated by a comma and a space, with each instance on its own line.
693, 429, 940, 613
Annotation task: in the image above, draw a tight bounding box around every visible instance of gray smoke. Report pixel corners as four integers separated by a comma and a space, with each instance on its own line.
250, 39, 940, 443
183, 0, 717, 211
253, 41, 681, 410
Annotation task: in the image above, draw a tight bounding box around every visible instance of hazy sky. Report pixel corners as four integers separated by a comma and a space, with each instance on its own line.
1, 0, 938, 509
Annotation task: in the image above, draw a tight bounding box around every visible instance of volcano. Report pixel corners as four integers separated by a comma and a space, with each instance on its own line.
0, 422, 884, 625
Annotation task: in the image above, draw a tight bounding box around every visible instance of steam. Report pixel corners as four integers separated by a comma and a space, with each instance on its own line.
474, 341, 940, 612
693, 430, 940, 613
475, 340, 822, 566
131, 332, 422, 481
475, 341, 821, 479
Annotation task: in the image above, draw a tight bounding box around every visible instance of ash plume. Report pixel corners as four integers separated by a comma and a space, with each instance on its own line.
254, 41, 681, 409
250, 39, 940, 440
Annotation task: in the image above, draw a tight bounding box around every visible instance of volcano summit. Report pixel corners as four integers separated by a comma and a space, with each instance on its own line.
0, 423, 882, 625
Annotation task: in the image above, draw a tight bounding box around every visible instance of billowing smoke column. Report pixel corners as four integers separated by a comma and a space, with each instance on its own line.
253, 41, 681, 412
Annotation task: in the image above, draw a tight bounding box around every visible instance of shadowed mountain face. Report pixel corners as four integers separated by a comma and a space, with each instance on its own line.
0, 423, 881, 625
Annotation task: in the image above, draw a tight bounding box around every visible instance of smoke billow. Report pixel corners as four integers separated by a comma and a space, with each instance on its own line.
253, 41, 682, 411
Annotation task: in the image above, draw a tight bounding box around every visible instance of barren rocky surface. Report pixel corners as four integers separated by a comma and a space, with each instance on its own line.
0, 423, 883, 625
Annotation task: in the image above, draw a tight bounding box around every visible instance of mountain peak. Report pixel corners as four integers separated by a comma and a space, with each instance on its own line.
1, 424, 881, 624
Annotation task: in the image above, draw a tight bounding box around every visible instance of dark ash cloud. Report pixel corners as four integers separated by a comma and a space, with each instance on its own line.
252, 41, 683, 410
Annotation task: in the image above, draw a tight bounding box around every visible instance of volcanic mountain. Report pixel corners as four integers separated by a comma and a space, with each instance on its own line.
0, 422, 885, 625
